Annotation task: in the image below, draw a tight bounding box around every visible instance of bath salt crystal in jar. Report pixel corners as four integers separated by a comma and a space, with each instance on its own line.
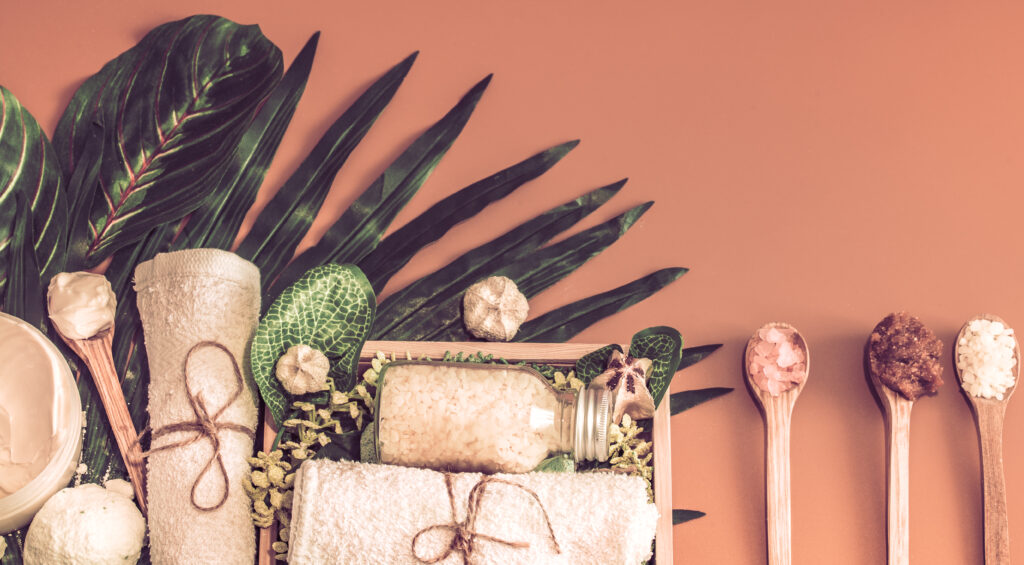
374, 361, 611, 473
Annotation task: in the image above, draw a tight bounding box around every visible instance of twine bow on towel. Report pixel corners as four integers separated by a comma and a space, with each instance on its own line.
411, 474, 562, 564
138, 341, 255, 512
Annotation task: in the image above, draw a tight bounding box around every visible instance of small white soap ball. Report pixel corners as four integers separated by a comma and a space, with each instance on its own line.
23, 483, 146, 565
462, 276, 529, 341
276, 344, 331, 395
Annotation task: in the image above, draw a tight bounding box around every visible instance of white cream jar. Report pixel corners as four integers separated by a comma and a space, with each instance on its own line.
0, 312, 83, 534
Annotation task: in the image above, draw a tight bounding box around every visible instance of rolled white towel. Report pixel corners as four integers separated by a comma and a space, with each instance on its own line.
288, 460, 658, 564
135, 249, 261, 565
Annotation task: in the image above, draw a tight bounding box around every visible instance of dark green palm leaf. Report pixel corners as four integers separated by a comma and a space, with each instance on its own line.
0, 86, 66, 307
177, 32, 321, 251
235, 51, 418, 282
673, 509, 705, 525
266, 74, 492, 299
670, 387, 732, 415
357, 139, 579, 293
418, 197, 652, 341
53, 15, 283, 268
678, 343, 722, 372
371, 182, 622, 339
515, 267, 688, 342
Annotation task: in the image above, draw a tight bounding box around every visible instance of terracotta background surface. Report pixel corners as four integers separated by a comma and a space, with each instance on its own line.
4, 2, 1024, 563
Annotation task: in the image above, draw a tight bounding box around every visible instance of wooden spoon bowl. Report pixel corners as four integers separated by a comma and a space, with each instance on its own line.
953, 313, 1019, 565
744, 321, 810, 565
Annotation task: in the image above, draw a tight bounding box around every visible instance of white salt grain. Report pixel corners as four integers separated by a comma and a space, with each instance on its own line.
957, 319, 1017, 400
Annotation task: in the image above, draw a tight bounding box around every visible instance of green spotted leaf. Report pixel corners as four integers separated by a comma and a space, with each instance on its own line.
573, 344, 622, 385
629, 326, 683, 407
533, 454, 575, 473
251, 264, 376, 427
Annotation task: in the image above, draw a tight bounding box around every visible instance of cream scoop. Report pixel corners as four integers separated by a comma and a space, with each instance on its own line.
47, 272, 116, 340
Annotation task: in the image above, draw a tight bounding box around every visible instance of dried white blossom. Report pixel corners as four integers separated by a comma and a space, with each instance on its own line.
276, 344, 330, 395
462, 276, 529, 341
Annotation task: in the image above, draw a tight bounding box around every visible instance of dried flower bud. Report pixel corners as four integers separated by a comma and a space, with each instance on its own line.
462, 276, 529, 341
276, 344, 331, 395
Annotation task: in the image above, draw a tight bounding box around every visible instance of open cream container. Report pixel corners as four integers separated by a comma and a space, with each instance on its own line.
0, 312, 82, 533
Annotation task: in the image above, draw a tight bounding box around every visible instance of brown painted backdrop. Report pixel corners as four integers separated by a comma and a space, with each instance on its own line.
4, 2, 1024, 563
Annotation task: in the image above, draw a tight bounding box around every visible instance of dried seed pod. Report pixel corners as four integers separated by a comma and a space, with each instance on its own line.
462, 276, 529, 341
276, 344, 330, 395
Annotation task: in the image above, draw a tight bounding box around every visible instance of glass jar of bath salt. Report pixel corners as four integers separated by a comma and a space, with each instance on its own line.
374, 361, 611, 473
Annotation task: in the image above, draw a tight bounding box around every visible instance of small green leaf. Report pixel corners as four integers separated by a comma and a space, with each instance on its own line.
630, 326, 683, 407
251, 264, 376, 427
533, 454, 575, 473
670, 387, 733, 416
673, 509, 705, 525
574, 344, 622, 384
679, 344, 722, 372
516, 268, 687, 343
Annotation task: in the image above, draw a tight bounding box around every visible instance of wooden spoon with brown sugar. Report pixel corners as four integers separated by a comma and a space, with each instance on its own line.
744, 322, 810, 565
866, 312, 943, 565
954, 313, 1019, 565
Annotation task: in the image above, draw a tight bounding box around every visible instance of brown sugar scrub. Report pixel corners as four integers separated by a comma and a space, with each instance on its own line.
868, 312, 944, 401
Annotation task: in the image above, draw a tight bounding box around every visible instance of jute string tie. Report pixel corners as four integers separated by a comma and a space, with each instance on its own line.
411, 473, 561, 564
136, 340, 255, 512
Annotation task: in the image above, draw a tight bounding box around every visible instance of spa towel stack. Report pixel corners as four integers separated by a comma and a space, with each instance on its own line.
288, 459, 659, 564
135, 249, 261, 565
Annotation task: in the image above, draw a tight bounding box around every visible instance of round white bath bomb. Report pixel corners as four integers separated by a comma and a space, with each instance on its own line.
24, 483, 146, 565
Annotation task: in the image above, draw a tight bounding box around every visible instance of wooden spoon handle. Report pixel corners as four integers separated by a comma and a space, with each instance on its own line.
977, 405, 1010, 564
79, 339, 148, 516
765, 401, 793, 565
886, 398, 913, 565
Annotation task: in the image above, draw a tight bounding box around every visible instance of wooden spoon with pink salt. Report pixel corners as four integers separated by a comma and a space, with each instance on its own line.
744, 322, 810, 565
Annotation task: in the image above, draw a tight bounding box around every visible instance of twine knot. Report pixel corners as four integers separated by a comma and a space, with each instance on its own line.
411, 474, 561, 564
138, 341, 255, 512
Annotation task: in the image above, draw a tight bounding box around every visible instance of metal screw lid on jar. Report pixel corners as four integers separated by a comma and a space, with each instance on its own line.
574, 386, 610, 463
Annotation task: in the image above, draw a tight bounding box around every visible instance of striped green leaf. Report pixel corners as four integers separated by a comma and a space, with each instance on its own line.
53, 15, 283, 268
0, 86, 66, 309
670, 387, 732, 416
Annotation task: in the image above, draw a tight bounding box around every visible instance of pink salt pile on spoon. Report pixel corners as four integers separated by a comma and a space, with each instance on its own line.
749, 326, 807, 396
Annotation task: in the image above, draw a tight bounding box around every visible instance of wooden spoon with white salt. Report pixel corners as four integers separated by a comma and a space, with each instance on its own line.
744, 322, 810, 565
954, 314, 1019, 565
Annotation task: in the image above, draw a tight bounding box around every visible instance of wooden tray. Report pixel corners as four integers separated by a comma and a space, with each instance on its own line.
257, 341, 673, 564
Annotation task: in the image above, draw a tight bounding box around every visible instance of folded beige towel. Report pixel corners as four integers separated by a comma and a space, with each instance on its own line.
289, 460, 658, 564
135, 249, 261, 565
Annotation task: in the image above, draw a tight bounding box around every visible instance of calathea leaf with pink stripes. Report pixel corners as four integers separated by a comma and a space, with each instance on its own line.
53, 15, 283, 268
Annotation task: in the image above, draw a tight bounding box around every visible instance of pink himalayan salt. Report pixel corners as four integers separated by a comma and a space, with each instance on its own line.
749, 326, 806, 396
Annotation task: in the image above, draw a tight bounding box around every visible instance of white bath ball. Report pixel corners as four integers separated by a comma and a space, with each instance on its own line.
24, 483, 146, 565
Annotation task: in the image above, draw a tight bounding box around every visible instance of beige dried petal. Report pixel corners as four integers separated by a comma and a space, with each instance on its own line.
462, 276, 529, 341
276, 344, 331, 395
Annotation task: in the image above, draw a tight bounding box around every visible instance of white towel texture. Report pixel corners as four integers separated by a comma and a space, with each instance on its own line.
289, 460, 659, 565
134, 249, 261, 565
